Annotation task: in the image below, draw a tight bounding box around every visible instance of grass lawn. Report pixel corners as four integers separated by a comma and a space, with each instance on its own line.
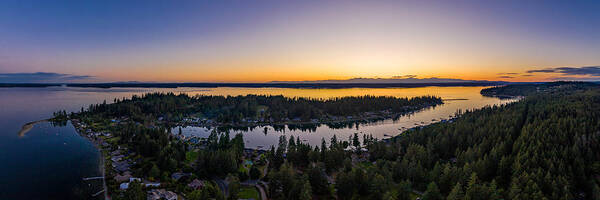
238, 186, 260, 199
357, 161, 374, 169
106, 136, 120, 143
185, 150, 199, 164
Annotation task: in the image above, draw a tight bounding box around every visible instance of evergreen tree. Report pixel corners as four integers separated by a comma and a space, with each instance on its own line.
446, 183, 464, 200
299, 177, 313, 200
465, 173, 488, 200
123, 182, 145, 200
422, 182, 442, 200
228, 176, 241, 200
250, 165, 261, 180
397, 180, 412, 200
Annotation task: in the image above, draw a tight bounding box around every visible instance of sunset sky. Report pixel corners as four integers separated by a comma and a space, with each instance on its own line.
1, 0, 600, 83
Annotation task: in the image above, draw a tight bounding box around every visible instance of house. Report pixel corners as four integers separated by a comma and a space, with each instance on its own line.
130, 177, 141, 182
114, 171, 132, 183
188, 179, 205, 190
112, 160, 131, 173
147, 189, 177, 200
145, 182, 161, 187
111, 155, 125, 162
110, 150, 121, 156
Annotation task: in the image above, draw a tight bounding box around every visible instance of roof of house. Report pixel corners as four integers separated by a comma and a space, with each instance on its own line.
114, 173, 132, 183
171, 172, 192, 181
188, 179, 205, 189
147, 189, 177, 200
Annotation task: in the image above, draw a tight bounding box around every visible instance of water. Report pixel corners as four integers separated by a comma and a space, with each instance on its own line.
0, 86, 515, 199
172, 87, 518, 149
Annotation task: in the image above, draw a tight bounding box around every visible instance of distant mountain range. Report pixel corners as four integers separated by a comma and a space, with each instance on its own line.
270, 77, 502, 84
0, 81, 505, 89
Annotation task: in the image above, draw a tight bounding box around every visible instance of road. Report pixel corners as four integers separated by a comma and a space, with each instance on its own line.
213, 178, 229, 196
242, 180, 268, 200
255, 184, 268, 200
99, 147, 109, 200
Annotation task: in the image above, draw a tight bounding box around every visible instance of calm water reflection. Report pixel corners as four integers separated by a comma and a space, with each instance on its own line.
0, 86, 514, 199
173, 87, 518, 148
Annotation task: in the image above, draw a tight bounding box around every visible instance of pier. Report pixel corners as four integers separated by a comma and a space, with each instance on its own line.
92, 189, 105, 197
83, 176, 104, 181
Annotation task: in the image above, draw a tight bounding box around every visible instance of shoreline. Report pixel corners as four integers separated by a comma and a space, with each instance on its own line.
91, 136, 109, 200
70, 119, 109, 200
17, 119, 48, 137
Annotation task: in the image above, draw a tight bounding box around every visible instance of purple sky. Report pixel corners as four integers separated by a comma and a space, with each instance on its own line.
1, 0, 599, 82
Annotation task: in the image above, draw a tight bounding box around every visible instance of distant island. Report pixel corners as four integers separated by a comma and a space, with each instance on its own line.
270, 76, 497, 84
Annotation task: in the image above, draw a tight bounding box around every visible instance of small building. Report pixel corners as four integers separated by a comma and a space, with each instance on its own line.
119, 182, 129, 190
144, 182, 160, 187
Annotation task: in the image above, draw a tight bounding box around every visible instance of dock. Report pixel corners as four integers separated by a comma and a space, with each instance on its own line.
83, 176, 104, 181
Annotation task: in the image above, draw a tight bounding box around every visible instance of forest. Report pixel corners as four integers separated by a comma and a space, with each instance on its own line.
248, 82, 600, 200
261, 82, 600, 199
368, 83, 600, 199
81, 93, 443, 124
480, 81, 597, 98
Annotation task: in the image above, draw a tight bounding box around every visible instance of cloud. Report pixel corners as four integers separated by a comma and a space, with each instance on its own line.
526, 69, 556, 73
521, 74, 534, 77
271, 76, 493, 84
553, 66, 600, 76
0, 72, 95, 83
497, 75, 514, 79
526, 66, 600, 76
497, 72, 519, 75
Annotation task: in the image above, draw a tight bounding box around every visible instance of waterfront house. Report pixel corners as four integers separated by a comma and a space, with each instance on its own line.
111, 155, 125, 162
110, 150, 121, 156
114, 171, 132, 183
112, 160, 131, 173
